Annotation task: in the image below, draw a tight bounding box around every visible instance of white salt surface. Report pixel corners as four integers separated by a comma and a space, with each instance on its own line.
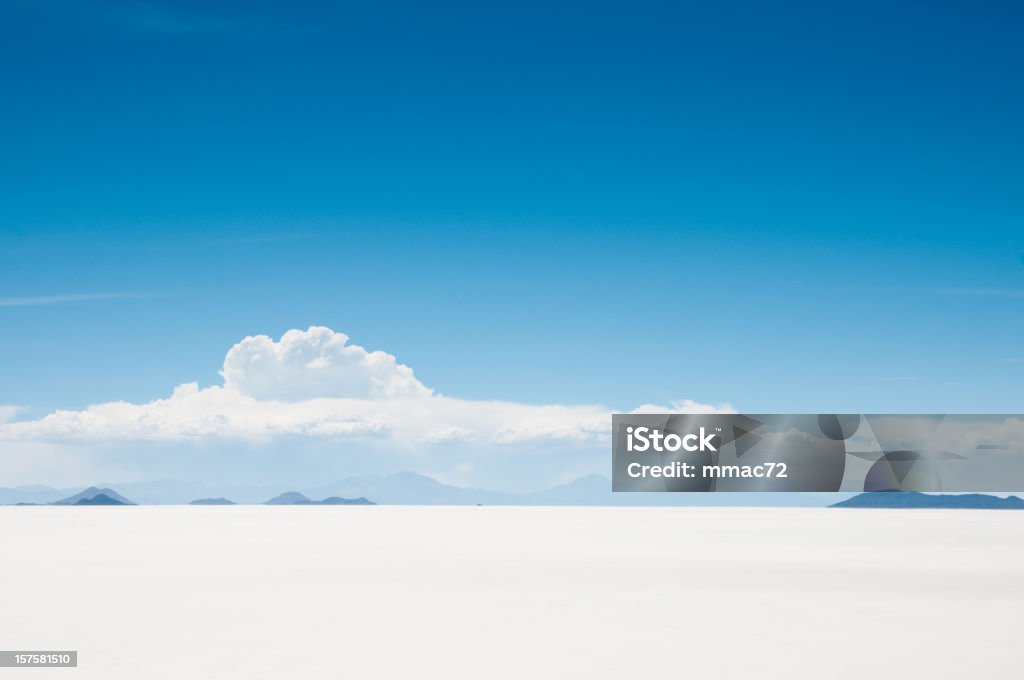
1, 506, 1021, 678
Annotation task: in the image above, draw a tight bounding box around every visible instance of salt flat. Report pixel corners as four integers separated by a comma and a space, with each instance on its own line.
1, 506, 1021, 679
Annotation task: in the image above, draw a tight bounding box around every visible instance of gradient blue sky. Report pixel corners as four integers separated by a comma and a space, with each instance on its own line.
1, 0, 1022, 425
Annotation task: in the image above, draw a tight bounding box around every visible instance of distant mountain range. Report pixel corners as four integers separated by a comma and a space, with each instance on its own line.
0, 473, 876, 507
264, 491, 374, 505
832, 492, 1024, 509
301, 472, 840, 507
5, 479, 1022, 509
0, 484, 77, 505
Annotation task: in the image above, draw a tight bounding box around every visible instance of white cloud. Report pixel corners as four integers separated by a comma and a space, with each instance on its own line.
0, 327, 731, 448
221, 327, 431, 400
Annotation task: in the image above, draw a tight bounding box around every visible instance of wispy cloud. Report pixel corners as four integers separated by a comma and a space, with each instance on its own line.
0, 293, 147, 307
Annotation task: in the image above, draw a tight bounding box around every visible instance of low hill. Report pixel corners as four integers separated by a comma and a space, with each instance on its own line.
295, 496, 374, 505
265, 491, 374, 505
74, 493, 128, 506
190, 498, 236, 505
264, 491, 312, 505
832, 492, 1024, 509
54, 487, 135, 505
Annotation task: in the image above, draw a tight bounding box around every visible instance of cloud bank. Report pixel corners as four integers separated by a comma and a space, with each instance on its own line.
0, 327, 732, 449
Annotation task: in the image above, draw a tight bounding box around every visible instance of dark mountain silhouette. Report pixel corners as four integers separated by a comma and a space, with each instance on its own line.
92, 479, 282, 505
54, 487, 134, 505
832, 492, 1024, 509
190, 498, 236, 505
74, 493, 128, 506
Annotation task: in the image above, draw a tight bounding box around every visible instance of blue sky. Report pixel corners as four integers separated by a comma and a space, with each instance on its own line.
0, 1, 1022, 488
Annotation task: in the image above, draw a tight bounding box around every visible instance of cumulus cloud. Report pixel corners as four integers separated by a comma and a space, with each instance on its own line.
222, 327, 431, 400
0, 327, 731, 448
